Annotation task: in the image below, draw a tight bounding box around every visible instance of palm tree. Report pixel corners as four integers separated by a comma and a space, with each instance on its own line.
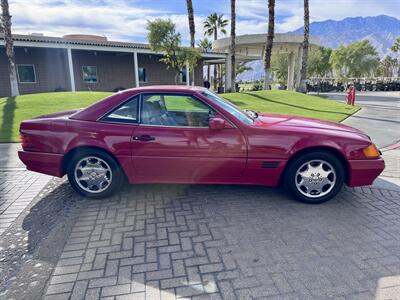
391, 37, 400, 76
204, 13, 228, 89
298, 0, 310, 93
198, 38, 212, 51
236, 62, 253, 76
198, 38, 213, 82
186, 0, 195, 48
391, 37, 400, 53
1, 0, 19, 96
229, 0, 236, 92
185, 0, 195, 85
263, 0, 275, 90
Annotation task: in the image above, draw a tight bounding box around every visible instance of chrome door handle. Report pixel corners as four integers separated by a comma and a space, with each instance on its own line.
133, 135, 155, 141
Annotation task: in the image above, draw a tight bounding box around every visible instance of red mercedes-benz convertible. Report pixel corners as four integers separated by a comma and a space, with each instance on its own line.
19, 86, 384, 204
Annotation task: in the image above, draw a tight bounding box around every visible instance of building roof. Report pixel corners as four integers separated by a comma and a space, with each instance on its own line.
0, 33, 226, 55
213, 33, 320, 57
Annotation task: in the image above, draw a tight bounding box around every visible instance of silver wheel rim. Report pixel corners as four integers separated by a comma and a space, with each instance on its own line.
295, 159, 336, 198
74, 156, 112, 194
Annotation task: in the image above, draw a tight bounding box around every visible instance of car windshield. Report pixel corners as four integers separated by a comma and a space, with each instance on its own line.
201, 90, 254, 125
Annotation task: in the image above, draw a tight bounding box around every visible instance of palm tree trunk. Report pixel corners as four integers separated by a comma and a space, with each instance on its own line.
186, 0, 195, 85
213, 31, 218, 90
298, 0, 309, 93
1, 0, 19, 96
186, 0, 195, 48
263, 0, 275, 90
230, 0, 236, 92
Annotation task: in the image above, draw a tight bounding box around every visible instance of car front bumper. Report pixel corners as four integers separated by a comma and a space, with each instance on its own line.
18, 150, 64, 177
347, 157, 385, 187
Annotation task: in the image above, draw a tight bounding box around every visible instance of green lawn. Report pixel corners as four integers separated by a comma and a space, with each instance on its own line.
0, 90, 359, 143
223, 90, 359, 123
0, 92, 112, 143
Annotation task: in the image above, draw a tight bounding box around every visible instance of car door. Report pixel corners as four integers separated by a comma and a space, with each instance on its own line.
131, 92, 247, 180
97, 94, 140, 180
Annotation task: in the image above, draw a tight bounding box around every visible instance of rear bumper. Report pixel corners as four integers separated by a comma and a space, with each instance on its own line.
18, 150, 64, 177
347, 157, 385, 187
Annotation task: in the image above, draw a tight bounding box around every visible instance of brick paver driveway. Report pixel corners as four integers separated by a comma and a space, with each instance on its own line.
2, 175, 400, 300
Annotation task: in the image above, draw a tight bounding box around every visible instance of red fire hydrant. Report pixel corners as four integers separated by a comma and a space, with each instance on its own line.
346, 85, 356, 106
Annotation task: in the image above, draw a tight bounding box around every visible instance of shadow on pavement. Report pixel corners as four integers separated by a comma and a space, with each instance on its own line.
0, 179, 86, 299
22, 182, 85, 255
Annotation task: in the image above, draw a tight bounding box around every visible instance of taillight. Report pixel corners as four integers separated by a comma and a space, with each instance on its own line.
20, 133, 27, 148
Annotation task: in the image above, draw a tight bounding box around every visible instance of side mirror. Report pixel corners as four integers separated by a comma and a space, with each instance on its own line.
209, 117, 233, 130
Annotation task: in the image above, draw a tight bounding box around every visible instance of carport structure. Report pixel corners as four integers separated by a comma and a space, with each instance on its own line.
213, 33, 320, 91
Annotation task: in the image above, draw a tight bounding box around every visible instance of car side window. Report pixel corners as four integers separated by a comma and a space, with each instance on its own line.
141, 94, 214, 127
101, 95, 139, 123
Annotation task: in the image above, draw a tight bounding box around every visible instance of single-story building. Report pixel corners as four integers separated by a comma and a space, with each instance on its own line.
0, 34, 228, 97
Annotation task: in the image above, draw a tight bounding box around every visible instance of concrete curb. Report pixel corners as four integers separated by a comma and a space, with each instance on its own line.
339, 106, 362, 123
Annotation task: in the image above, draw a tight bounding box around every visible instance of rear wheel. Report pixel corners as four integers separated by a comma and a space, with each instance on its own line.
284, 151, 344, 204
67, 149, 123, 199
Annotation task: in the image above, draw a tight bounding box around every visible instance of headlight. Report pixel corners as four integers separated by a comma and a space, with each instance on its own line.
362, 143, 380, 158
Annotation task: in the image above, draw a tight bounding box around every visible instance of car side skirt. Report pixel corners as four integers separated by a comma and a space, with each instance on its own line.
123, 158, 287, 187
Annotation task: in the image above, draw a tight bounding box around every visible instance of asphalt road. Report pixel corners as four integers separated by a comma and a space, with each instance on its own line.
319, 91, 400, 148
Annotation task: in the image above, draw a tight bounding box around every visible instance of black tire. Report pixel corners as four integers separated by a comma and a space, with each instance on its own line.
283, 151, 345, 204
67, 149, 124, 199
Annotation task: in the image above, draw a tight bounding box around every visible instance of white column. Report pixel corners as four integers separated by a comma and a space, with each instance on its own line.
67, 47, 75, 92
133, 51, 139, 88
185, 62, 190, 86
225, 54, 232, 92
295, 46, 303, 90
287, 51, 295, 91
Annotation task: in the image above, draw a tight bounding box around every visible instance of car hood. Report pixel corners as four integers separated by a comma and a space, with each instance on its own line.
254, 113, 368, 137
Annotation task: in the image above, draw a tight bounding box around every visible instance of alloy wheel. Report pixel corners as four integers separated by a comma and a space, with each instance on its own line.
294, 159, 336, 198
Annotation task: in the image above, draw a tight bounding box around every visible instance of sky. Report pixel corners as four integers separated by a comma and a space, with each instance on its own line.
9, 0, 400, 45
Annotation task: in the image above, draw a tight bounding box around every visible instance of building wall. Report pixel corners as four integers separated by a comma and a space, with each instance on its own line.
0, 48, 11, 97
0, 47, 70, 97
137, 54, 204, 87
72, 50, 135, 92
0, 46, 206, 97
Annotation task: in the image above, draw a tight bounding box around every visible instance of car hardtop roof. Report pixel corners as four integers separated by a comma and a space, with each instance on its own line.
70, 86, 209, 122
124, 85, 207, 94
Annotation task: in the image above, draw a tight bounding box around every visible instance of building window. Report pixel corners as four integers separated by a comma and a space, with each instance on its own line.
180, 69, 187, 84
82, 66, 97, 83
17, 65, 36, 83
138, 67, 147, 82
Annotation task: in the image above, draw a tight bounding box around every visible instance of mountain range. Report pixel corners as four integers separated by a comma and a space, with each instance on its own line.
238, 15, 400, 81
289, 15, 400, 57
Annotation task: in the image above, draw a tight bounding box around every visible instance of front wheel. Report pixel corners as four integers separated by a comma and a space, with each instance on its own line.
284, 151, 345, 204
67, 149, 123, 199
